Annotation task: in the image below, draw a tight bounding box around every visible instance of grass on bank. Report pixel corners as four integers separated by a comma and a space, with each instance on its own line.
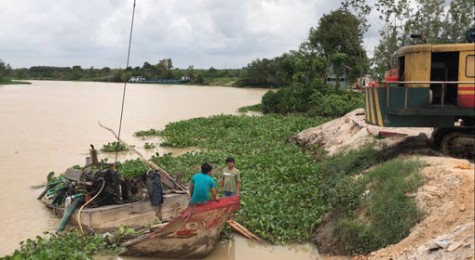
206, 77, 239, 86
322, 155, 425, 254
238, 103, 262, 113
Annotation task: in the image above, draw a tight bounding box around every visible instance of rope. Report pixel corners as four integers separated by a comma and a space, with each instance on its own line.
115, 0, 137, 163
78, 178, 105, 233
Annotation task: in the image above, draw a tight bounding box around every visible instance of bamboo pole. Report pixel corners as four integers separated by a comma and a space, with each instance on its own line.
226, 219, 265, 243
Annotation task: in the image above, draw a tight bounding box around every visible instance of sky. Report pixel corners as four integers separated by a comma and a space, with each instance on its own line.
0, 0, 381, 69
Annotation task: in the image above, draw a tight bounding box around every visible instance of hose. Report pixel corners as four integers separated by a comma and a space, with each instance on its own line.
78, 178, 105, 233
37, 179, 64, 200
56, 195, 83, 232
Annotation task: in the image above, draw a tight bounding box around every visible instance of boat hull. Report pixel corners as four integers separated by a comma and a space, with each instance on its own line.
122, 196, 240, 258
44, 193, 189, 232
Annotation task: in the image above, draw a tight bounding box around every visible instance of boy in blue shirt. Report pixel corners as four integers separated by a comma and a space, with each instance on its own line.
189, 163, 219, 205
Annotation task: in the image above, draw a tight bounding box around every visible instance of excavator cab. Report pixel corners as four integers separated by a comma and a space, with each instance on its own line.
365, 32, 475, 159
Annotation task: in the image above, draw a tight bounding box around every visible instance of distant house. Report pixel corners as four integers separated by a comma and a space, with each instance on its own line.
180, 76, 191, 82
129, 76, 146, 82
325, 65, 349, 90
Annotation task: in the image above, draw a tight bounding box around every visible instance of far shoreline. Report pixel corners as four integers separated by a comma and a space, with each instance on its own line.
0, 80, 31, 85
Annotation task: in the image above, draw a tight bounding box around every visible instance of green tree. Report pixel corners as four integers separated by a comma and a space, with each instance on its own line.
373, 0, 473, 61
375, 0, 411, 31
372, 26, 399, 76
71, 65, 83, 80
13, 68, 28, 79
298, 42, 328, 84
198, 73, 206, 84
341, 0, 372, 32
0, 59, 10, 81
141, 62, 154, 79
404, 0, 446, 44
330, 52, 349, 90
186, 65, 195, 79
156, 59, 173, 78
246, 58, 272, 87
441, 0, 475, 43
307, 9, 368, 82
373, 0, 411, 74
207, 67, 218, 78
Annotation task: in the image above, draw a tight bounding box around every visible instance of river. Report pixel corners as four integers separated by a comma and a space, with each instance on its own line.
0, 80, 320, 259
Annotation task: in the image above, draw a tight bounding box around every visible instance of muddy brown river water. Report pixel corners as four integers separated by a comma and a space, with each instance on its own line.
0, 80, 321, 259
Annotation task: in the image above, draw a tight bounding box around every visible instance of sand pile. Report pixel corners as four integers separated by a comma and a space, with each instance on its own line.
290, 108, 433, 156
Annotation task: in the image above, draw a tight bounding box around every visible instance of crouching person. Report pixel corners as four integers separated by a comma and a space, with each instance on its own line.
189, 163, 219, 205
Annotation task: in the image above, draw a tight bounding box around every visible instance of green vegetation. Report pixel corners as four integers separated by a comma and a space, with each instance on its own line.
307, 9, 369, 84
261, 83, 365, 116
3, 231, 118, 260
238, 103, 262, 113
323, 157, 425, 254
134, 128, 161, 138
0, 60, 30, 84
0, 79, 31, 85
153, 114, 327, 243
116, 114, 424, 250
207, 77, 239, 86
101, 142, 128, 152
116, 158, 148, 178
144, 142, 156, 149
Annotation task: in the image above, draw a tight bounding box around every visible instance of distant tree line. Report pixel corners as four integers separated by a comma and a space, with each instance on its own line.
2, 60, 247, 85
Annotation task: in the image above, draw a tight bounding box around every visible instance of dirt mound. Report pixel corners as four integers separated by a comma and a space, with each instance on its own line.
291, 109, 474, 260
289, 108, 434, 156
356, 156, 474, 260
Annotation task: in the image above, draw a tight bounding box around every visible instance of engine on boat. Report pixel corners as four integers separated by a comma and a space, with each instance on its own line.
83, 168, 123, 207
41, 143, 172, 211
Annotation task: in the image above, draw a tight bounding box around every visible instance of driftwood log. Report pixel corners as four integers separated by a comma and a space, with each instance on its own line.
98, 121, 188, 194
227, 219, 265, 243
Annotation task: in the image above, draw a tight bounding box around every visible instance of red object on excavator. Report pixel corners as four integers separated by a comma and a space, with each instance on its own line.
385, 69, 399, 82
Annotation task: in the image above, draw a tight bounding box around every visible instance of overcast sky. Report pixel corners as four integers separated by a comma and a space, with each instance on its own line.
0, 0, 381, 69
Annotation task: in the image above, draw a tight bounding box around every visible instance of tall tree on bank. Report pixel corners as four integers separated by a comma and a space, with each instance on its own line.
405, 0, 446, 44
372, 0, 411, 74
372, 27, 399, 77
307, 9, 368, 87
0, 59, 11, 81
372, 0, 474, 74
341, 0, 372, 33
441, 0, 475, 43
375, 0, 474, 45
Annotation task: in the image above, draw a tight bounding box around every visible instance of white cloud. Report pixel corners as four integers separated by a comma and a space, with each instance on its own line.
0, 0, 381, 69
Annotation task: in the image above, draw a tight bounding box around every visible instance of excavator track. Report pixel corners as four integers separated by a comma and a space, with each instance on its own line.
440, 132, 475, 160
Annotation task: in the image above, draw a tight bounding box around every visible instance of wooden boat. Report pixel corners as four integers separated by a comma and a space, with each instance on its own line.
43, 192, 189, 232
120, 196, 240, 259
